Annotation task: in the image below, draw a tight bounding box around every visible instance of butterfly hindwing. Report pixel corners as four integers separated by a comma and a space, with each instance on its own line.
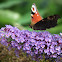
33, 15, 60, 30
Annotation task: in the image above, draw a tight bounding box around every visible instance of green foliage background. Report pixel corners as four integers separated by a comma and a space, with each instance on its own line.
0, 0, 62, 34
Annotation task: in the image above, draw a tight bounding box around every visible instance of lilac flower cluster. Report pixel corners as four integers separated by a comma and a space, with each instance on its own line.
0, 25, 62, 61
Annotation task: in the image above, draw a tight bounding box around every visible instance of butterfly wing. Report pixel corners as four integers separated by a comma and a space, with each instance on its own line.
30, 3, 43, 27
33, 15, 60, 30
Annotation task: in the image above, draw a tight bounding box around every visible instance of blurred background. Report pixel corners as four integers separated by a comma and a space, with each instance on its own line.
0, 0, 62, 34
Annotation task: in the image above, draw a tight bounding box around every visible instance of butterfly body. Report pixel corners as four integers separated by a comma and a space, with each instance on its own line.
30, 3, 60, 30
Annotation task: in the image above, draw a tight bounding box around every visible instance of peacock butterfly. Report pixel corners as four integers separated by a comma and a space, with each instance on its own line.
29, 3, 60, 30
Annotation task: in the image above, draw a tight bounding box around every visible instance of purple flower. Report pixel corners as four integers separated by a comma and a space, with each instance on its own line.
59, 38, 62, 43
23, 46, 26, 50
50, 48, 55, 54
11, 33, 15, 39
25, 46, 31, 50
0, 32, 5, 37
34, 50, 38, 54
5, 32, 11, 38
36, 36, 44, 40
17, 45, 22, 50
11, 41, 16, 47
34, 41, 39, 46
0, 37, 8, 46
50, 45, 54, 49
35, 45, 40, 50
55, 46, 61, 51
25, 42, 30, 46
20, 37, 25, 43
30, 39, 36, 43
15, 37, 20, 43
52, 54, 57, 58
26, 50, 31, 54
45, 37, 52, 42
5, 25, 13, 29
0, 25, 62, 61
44, 47, 50, 55
46, 42, 51, 46
39, 48, 43, 53
41, 44, 45, 48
